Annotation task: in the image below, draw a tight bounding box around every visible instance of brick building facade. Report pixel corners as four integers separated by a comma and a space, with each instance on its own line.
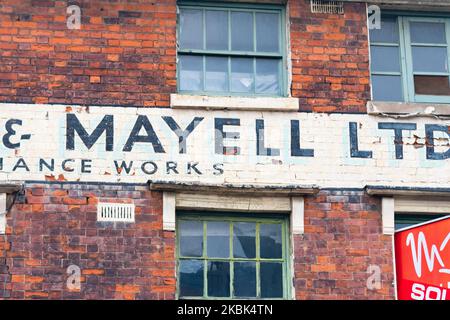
0, 0, 448, 300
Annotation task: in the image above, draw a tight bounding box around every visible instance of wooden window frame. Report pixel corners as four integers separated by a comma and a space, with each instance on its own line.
176, 1, 288, 97
176, 211, 291, 300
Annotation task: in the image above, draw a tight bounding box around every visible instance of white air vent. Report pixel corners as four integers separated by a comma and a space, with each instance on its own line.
310, 0, 344, 14
97, 203, 135, 222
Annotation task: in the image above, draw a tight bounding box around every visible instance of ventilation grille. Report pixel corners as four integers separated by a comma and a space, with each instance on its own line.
310, 0, 344, 14
97, 203, 135, 222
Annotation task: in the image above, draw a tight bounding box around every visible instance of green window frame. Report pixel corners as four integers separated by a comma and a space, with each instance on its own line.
176, 1, 287, 97
395, 213, 445, 230
176, 212, 291, 300
370, 14, 450, 104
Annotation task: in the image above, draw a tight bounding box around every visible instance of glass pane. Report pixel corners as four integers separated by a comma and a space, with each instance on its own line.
207, 261, 230, 297
370, 18, 399, 43
260, 223, 282, 259
205, 57, 229, 92
260, 262, 283, 298
372, 75, 403, 101
412, 47, 448, 73
231, 57, 254, 93
233, 222, 256, 258
179, 260, 204, 297
414, 75, 450, 96
179, 220, 203, 257
231, 11, 254, 51
179, 55, 203, 92
206, 10, 228, 50
256, 59, 280, 94
179, 9, 203, 49
234, 262, 256, 298
256, 13, 279, 52
370, 46, 400, 72
206, 221, 230, 258
410, 22, 446, 44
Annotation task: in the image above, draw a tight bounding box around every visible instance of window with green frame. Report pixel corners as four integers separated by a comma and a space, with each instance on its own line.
395, 213, 446, 230
176, 212, 290, 299
370, 15, 450, 103
177, 2, 286, 96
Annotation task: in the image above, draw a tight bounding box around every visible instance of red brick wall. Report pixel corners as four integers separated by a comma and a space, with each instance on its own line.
0, 0, 177, 107
1, 183, 175, 299
295, 190, 394, 299
289, 0, 371, 113
0, 0, 370, 112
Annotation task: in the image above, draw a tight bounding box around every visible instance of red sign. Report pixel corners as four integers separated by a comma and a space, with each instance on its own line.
395, 216, 450, 300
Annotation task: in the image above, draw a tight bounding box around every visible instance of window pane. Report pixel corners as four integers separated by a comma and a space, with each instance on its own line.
414, 75, 450, 96
372, 75, 403, 101
233, 222, 256, 258
179, 9, 203, 49
207, 261, 230, 297
207, 221, 230, 258
234, 262, 256, 298
179, 220, 203, 257
370, 18, 399, 43
256, 59, 280, 94
206, 10, 228, 50
260, 262, 283, 298
179, 55, 203, 92
412, 47, 448, 73
260, 223, 282, 258
231, 57, 254, 92
231, 11, 254, 51
205, 57, 229, 92
370, 46, 400, 72
410, 22, 446, 44
179, 260, 204, 297
256, 13, 279, 52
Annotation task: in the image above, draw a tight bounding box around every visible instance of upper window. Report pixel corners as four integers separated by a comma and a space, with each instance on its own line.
176, 213, 290, 299
177, 3, 286, 96
370, 16, 450, 104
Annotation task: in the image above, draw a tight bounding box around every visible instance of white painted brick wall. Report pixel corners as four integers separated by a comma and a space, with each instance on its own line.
0, 103, 448, 189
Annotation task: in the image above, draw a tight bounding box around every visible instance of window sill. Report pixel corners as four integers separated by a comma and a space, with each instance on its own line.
367, 101, 450, 117
170, 94, 299, 112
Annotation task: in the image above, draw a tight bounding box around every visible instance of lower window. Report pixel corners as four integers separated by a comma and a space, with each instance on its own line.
395, 213, 447, 230
176, 212, 290, 299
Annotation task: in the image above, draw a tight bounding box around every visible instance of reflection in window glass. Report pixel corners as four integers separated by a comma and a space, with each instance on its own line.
179, 9, 203, 49
179, 220, 203, 257
369, 18, 399, 43
234, 261, 256, 297
260, 223, 282, 259
372, 75, 403, 102
256, 13, 280, 52
205, 57, 229, 92
233, 222, 256, 258
370, 46, 401, 73
207, 221, 230, 258
179, 55, 203, 92
260, 262, 283, 298
412, 46, 448, 73
179, 260, 204, 297
231, 11, 253, 51
206, 10, 228, 50
256, 59, 279, 94
207, 261, 230, 297
231, 58, 254, 93
410, 22, 446, 44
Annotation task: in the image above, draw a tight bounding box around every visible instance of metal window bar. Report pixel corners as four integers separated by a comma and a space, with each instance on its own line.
310, 0, 344, 15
